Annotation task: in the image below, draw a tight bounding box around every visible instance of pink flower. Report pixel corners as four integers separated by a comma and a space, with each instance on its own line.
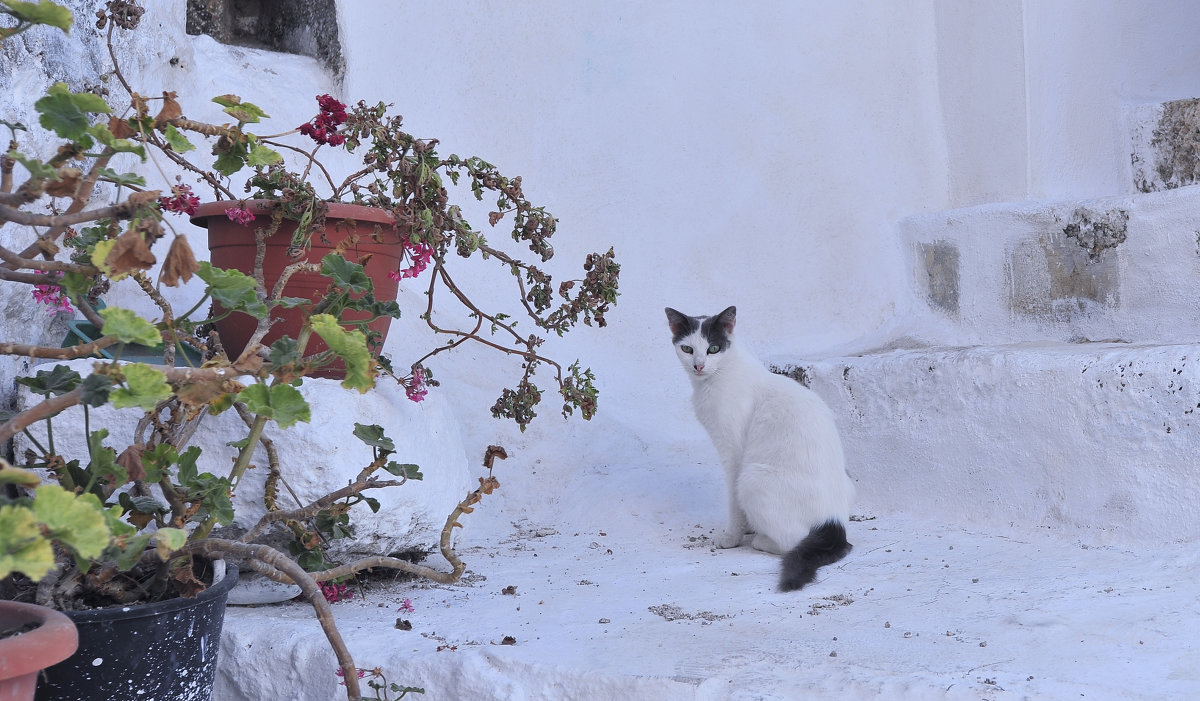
398, 598, 415, 614
31, 273, 72, 316
335, 667, 366, 686
157, 183, 200, 215
225, 206, 256, 226
404, 368, 427, 403
299, 94, 347, 146
320, 581, 353, 603
387, 241, 434, 282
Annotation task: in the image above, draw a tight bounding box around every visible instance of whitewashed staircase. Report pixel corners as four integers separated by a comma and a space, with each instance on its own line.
780, 102, 1200, 544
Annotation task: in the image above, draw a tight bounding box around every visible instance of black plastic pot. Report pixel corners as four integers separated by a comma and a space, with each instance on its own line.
34, 563, 239, 701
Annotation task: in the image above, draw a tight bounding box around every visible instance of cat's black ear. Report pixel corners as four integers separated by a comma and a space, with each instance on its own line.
666, 307, 698, 339
715, 306, 736, 333
665, 307, 686, 336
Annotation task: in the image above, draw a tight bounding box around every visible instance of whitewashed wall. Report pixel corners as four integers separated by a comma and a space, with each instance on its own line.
6, 2, 1200, 511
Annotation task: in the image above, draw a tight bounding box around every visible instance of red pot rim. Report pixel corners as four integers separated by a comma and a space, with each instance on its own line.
190, 199, 397, 228
0, 600, 79, 679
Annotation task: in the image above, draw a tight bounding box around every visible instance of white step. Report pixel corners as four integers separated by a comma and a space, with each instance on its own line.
776, 341, 1200, 543
900, 186, 1200, 348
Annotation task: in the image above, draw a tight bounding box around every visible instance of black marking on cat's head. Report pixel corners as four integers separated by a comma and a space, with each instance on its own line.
665, 307, 698, 343
665, 306, 736, 350
699, 306, 736, 352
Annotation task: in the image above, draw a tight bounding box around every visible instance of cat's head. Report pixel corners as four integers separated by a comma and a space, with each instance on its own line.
664, 306, 736, 379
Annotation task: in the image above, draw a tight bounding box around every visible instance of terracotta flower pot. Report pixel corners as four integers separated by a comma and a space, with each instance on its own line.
0, 601, 78, 701
192, 200, 404, 377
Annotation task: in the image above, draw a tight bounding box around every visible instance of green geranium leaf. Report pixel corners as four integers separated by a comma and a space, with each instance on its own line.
222, 103, 269, 124
0, 504, 55, 581
162, 123, 195, 152
176, 446, 200, 484
35, 82, 110, 142
200, 483, 234, 526
268, 337, 301, 367
238, 383, 310, 428
111, 363, 172, 410
197, 262, 268, 318
247, 142, 281, 167
118, 492, 167, 517
31, 484, 111, 560
273, 296, 311, 309
212, 151, 245, 177
95, 168, 147, 187
141, 443, 180, 483
102, 505, 136, 537
152, 528, 188, 560
0, 0, 73, 32
83, 429, 124, 496
114, 533, 151, 571
310, 314, 375, 392
99, 306, 162, 346
0, 461, 41, 487
60, 270, 94, 300
383, 462, 423, 481
80, 372, 113, 407
16, 363, 81, 397
321, 254, 371, 294
353, 423, 394, 452
5, 149, 57, 181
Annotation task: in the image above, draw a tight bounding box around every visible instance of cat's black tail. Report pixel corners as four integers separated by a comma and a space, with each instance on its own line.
779, 520, 852, 592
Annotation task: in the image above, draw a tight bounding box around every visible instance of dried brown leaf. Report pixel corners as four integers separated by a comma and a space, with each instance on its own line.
155, 91, 182, 125
126, 189, 161, 209
176, 378, 244, 408
105, 228, 157, 276
108, 115, 135, 139
45, 167, 82, 198
169, 559, 206, 599
161, 235, 200, 287
115, 443, 147, 483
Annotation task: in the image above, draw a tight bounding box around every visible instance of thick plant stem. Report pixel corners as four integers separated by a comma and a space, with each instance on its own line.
184, 539, 362, 701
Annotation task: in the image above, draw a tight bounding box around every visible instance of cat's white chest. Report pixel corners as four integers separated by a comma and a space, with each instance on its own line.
692, 377, 756, 461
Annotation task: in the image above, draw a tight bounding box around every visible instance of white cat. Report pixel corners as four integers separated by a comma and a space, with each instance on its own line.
665, 305, 854, 591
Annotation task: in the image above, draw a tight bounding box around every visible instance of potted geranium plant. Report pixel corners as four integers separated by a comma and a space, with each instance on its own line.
0, 2, 619, 700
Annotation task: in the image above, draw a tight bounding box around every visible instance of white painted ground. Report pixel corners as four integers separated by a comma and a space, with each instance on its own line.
217, 401, 1200, 701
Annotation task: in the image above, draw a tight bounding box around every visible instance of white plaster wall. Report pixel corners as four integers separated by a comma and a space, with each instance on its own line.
1021, 1, 1200, 200
337, 1, 956, 433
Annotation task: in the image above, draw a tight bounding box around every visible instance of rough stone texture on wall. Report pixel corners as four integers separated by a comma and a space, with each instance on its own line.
1007, 226, 1121, 322
1130, 98, 1200, 193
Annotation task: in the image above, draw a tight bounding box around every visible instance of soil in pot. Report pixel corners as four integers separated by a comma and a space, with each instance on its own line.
34, 562, 239, 701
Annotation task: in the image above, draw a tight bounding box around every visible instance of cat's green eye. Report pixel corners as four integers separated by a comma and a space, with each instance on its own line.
707, 344, 721, 354
680, 345, 693, 354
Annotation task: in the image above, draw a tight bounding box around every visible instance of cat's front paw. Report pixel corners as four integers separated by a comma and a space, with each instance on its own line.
716, 530, 744, 549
